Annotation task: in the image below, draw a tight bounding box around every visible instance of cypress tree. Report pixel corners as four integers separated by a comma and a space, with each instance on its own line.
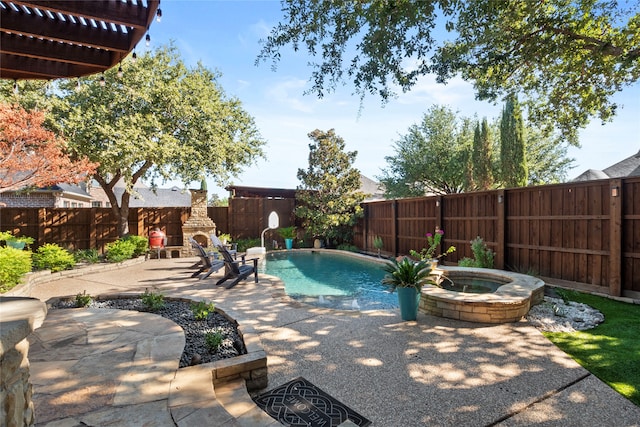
472, 118, 493, 190
500, 94, 528, 187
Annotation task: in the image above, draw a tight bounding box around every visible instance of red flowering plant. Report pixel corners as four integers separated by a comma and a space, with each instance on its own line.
409, 228, 456, 261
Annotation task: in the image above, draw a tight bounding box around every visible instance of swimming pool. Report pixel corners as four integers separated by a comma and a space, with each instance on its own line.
261, 250, 397, 311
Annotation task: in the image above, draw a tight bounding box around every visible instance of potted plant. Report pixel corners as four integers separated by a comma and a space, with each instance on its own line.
382, 257, 435, 321
409, 227, 456, 270
0, 231, 35, 250
278, 226, 296, 250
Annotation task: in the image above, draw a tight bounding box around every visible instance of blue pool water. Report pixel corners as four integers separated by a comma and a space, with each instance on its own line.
261, 251, 398, 311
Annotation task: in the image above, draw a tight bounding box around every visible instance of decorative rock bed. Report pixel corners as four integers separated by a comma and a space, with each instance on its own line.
47, 294, 268, 391
420, 266, 545, 323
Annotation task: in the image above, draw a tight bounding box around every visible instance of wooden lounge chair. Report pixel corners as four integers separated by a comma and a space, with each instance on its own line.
189, 238, 224, 280
211, 235, 259, 289
210, 234, 238, 259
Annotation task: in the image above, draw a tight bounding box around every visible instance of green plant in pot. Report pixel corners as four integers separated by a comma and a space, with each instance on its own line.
278, 226, 296, 250
0, 231, 35, 250
382, 257, 435, 321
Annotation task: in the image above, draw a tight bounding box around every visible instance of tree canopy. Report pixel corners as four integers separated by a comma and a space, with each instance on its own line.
260, 0, 640, 144
296, 129, 364, 243
0, 104, 97, 194
3, 44, 265, 235
378, 105, 470, 197
378, 104, 575, 198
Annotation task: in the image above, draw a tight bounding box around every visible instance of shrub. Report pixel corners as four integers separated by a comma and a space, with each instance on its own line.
74, 248, 100, 264
235, 238, 261, 252
205, 331, 224, 352
124, 235, 149, 257
105, 238, 136, 262
457, 236, 495, 268
336, 243, 359, 252
141, 289, 165, 311
191, 300, 216, 320
217, 233, 232, 244
33, 243, 76, 272
75, 291, 92, 307
0, 247, 32, 292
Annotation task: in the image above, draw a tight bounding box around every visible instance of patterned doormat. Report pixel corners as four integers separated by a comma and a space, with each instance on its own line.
252, 377, 371, 427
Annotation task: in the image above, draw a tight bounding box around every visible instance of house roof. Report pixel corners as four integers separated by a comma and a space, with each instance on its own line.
360, 175, 385, 201
602, 149, 640, 178
226, 185, 297, 199
1, 0, 159, 80
115, 186, 191, 207
227, 175, 385, 201
573, 150, 640, 181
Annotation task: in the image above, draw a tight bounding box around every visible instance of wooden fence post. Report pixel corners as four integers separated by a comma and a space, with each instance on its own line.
363, 204, 368, 252
89, 207, 96, 250
609, 178, 623, 297
37, 208, 45, 247
392, 200, 398, 256
496, 190, 506, 270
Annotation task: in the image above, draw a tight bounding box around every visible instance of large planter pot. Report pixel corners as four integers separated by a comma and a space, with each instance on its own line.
397, 287, 421, 321
313, 239, 323, 249
284, 238, 293, 250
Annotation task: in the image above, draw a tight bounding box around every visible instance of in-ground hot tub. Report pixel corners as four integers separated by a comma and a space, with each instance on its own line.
419, 267, 545, 323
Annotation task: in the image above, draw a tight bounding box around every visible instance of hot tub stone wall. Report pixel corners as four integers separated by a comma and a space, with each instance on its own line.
419, 267, 545, 324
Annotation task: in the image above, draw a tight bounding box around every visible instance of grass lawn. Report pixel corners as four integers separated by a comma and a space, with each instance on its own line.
543, 289, 640, 406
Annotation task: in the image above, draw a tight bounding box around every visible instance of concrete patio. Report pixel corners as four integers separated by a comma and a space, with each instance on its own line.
14, 257, 640, 426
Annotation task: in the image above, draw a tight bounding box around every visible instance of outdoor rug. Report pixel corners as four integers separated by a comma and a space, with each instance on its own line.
252, 377, 371, 427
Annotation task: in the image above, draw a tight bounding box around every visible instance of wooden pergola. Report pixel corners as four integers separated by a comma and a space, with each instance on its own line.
0, 0, 160, 80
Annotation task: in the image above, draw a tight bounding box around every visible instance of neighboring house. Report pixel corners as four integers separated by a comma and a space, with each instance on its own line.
87, 180, 191, 208
0, 179, 191, 208
87, 180, 192, 208
360, 175, 385, 201
573, 150, 640, 181
0, 183, 93, 208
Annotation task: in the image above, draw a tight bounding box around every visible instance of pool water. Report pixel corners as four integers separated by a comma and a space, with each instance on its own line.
440, 276, 505, 293
261, 251, 398, 311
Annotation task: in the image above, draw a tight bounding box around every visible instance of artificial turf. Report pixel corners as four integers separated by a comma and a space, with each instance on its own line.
543, 289, 640, 406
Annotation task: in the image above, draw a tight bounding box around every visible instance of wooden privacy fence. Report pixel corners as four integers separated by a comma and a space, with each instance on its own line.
0, 197, 296, 254
355, 177, 640, 298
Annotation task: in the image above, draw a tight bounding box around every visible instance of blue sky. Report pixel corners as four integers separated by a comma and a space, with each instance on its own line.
149, 1, 640, 198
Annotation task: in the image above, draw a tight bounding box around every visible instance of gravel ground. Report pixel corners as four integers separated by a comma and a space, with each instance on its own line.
51, 298, 246, 368
525, 296, 605, 332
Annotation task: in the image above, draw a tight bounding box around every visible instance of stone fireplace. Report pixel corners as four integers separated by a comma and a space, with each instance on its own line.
181, 189, 216, 257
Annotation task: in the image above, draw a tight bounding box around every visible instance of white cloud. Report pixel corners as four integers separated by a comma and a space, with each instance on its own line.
264, 78, 316, 113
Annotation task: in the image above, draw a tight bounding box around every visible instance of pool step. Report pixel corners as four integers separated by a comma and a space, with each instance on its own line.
215, 379, 281, 426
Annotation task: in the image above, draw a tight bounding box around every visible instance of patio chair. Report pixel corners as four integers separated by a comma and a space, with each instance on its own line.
210, 234, 238, 259
211, 235, 259, 289
189, 238, 225, 280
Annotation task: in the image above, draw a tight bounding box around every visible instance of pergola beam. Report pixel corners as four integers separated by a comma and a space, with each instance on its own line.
12, 0, 151, 30
0, 0, 159, 80
1, 33, 113, 67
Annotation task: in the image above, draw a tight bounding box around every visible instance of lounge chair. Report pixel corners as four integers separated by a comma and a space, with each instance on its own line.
211, 235, 259, 289
189, 238, 225, 280
210, 234, 238, 259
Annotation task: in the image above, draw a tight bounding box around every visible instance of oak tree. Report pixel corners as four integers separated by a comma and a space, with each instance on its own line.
378, 105, 470, 197
260, 0, 639, 143
52, 45, 265, 236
